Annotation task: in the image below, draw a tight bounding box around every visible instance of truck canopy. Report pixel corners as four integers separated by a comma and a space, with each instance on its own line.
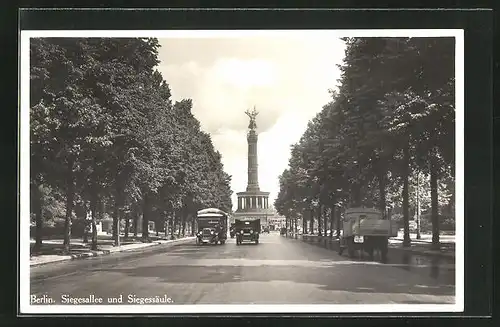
197, 208, 228, 217
345, 207, 383, 220
343, 207, 398, 237
196, 208, 227, 232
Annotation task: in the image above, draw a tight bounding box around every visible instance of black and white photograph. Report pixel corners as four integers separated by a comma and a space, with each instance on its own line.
20, 29, 463, 314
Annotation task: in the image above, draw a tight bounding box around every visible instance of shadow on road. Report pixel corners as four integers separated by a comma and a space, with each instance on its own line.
97, 264, 455, 297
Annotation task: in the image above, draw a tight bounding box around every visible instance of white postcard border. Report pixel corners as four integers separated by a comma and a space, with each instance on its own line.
19, 29, 464, 314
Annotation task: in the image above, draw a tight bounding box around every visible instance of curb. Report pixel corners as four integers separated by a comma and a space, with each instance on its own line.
388, 246, 455, 261
30, 237, 195, 267
391, 237, 456, 246
294, 235, 455, 261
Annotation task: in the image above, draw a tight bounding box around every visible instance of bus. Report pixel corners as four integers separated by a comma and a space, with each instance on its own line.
195, 208, 228, 245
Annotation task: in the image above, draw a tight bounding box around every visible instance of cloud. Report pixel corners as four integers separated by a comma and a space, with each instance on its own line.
156, 34, 346, 210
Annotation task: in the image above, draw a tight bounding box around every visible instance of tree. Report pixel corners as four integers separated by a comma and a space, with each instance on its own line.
29, 37, 234, 253
276, 37, 455, 250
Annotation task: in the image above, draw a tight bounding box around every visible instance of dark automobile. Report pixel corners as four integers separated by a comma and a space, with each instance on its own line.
263, 226, 270, 233
280, 227, 287, 236
195, 208, 228, 245
235, 219, 260, 245
229, 223, 236, 238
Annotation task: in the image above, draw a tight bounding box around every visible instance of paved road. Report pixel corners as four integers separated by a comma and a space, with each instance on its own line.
30, 232, 455, 305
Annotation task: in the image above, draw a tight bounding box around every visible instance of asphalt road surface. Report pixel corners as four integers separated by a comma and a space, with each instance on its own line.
30, 232, 455, 305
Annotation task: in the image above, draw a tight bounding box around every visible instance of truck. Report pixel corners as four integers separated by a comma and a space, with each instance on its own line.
337, 207, 398, 261
195, 208, 228, 245
235, 218, 260, 245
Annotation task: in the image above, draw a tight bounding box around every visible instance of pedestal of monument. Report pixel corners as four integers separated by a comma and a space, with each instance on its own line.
232, 188, 271, 228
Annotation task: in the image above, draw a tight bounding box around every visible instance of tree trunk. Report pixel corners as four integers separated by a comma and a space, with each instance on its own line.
170, 213, 175, 240
90, 192, 98, 251
309, 207, 314, 235
430, 154, 440, 250
177, 212, 182, 238
133, 205, 139, 237
180, 206, 187, 237
323, 206, 328, 236
402, 144, 411, 247
336, 206, 341, 239
378, 169, 387, 219
113, 196, 120, 247
124, 214, 130, 238
79, 201, 89, 244
330, 204, 335, 238
63, 171, 75, 254
294, 216, 299, 238
303, 211, 307, 234
191, 214, 196, 236
447, 191, 455, 214
163, 211, 168, 238
142, 194, 150, 242
32, 183, 44, 252
317, 203, 322, 236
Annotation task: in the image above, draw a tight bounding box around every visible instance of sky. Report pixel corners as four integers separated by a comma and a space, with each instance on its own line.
155, 32, 347, 211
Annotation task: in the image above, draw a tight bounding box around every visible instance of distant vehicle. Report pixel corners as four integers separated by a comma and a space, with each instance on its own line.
338, 207, 398, 261
195, 208, 228, 245
235, 219, 260, 245
263, 226, 270, 233
280, 227, 287, 236
229, 223, 236, 238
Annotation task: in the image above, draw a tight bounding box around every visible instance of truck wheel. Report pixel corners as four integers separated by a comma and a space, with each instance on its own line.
380, 246, 388, 263
347, 239, 355, 258
368, 247, 374, 261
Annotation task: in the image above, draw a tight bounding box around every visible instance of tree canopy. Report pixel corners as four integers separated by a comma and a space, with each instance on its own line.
30, 37, 233, 252
274, 37, 455, 249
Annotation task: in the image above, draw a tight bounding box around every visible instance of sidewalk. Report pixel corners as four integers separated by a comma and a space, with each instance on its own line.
30, 234, 195, 267
294, 233, 455, 260
391, 231, 455, 244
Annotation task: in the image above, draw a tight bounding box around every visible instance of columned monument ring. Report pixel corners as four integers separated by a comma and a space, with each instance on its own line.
233, 106, 271, 228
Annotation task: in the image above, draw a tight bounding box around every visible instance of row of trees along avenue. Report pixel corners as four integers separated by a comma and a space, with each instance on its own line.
274, 37, 455, 250
30, 38, 233, 253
